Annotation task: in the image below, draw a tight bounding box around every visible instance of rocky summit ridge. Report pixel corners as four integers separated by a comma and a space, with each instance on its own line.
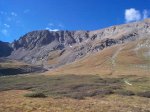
1, 19, 150, 69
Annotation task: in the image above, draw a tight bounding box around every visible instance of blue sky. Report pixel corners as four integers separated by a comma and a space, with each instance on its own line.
0, 0, 150, 42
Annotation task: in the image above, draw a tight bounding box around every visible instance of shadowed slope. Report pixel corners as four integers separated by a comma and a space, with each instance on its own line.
0, 59, 47, 76
0, 41, 13, 57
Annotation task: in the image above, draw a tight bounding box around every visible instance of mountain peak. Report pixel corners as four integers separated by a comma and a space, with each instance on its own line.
0, 19, 150, 69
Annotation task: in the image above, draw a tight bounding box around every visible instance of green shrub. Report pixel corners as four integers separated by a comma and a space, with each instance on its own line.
24, 92, 47, 98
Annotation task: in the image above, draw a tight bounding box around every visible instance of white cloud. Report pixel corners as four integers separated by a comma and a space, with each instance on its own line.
1, 29, 8, 36
4, 23, 10, 28
4, 12, 18, 22
46, 23, 64, 31
125, 8, 141, 23
11, 12, 17, 16
125, 8, 150, 23
143, 10, 149, 19
0, 11, 23, 39
45, 27, 59, 31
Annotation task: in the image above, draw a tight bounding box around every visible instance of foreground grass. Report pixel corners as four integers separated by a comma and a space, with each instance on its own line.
0, 74, 150, 112
0, 90, 150, 112
0, 74, 122, 99
0, 74, 150, 99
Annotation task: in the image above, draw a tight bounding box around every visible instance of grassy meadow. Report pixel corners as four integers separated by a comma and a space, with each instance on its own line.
0, 74, 150, 112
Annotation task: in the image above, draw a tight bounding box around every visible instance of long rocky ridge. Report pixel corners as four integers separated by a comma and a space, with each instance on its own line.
1, 19, 150, 69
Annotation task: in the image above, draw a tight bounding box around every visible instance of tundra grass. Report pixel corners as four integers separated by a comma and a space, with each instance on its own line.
0, 74, 149, 99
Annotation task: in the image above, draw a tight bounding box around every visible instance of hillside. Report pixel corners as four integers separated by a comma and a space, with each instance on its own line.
48, 37, 150, 76
0, 19, 149, 76
1, 19, 148, 71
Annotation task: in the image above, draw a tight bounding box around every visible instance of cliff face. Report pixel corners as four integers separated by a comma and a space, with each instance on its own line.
1, 19, 150, 69
11, 30, 90, 50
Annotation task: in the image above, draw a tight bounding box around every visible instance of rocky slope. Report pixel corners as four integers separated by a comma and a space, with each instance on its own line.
1, 19, 150, 70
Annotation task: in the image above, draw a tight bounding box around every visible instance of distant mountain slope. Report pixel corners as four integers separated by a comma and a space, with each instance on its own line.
0, 19, 150, 71
0, 41, 12, 57
9, 19, 150, 68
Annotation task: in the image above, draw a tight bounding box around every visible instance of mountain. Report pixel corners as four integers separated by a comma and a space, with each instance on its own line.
0, 41, 13, 57
0, 19, 150, 73
8, 19, 150, 69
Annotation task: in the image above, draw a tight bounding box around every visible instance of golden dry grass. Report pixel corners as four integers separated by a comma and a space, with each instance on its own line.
0, 90, 150, 112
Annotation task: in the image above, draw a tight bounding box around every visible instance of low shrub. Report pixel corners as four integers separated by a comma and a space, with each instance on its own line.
24, 92, 47, 98
137, 91, 150, 98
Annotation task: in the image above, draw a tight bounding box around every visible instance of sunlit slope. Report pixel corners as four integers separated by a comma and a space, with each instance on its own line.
48, 38, 150, 76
